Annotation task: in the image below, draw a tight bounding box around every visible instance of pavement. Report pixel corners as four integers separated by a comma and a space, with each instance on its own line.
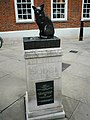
0, 37, 90, 120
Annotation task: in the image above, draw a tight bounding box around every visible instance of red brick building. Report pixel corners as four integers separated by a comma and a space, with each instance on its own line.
0, 0, 90, 39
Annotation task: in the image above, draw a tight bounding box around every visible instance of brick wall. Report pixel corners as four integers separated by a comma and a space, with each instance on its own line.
0, 0, 90, 32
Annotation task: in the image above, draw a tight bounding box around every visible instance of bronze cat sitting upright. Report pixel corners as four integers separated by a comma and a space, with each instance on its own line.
32, 4, 55, 39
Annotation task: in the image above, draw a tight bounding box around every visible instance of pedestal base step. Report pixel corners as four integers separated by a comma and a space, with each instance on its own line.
28, 111, 65, 120
25, 92, 65, 120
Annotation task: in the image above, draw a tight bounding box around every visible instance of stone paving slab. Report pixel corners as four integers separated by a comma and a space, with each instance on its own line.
75, 54, 90, 66
0, 113, 2, 120
62, 71, 90, 105
69, 102, 90, 120
0, 70, 9, 79
80, 50, 90, 57
12, 67, 26, 80
0, 74, 26, 111
62, 53, 79, 64
0, 54, 10, 62
65, 63, 90, 79
1, 97, 25, 120
62, 96, 79, 119
0, 58, 25, 74
0, 46, 24, 61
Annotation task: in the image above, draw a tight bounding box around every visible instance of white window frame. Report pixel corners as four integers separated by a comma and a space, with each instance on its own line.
14, 0, 34, 23
82, 0, 90, 21
51, 0, 68, 21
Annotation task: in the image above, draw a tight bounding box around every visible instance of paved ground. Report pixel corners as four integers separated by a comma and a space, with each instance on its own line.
0, 37, 90, 120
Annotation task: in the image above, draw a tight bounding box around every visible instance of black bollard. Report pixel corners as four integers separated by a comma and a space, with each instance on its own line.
79, 21, 83, 41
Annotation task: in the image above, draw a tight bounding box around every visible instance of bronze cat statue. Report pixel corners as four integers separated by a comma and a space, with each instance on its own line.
32, 4, 54, 39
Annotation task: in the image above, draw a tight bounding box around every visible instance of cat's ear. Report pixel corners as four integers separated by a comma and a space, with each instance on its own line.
32, 6, 36, 11
40, 4, 44, 11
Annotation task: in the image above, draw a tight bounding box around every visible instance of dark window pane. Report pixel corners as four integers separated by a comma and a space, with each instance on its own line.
61, 9, 64, 13
83, 9, 86, 13
83, 4, 86, 9
23, 9, 26, 14
53, 14, 56, 18
18, 9, 22, 14
87, 4, 90, 8
87, 14, 89, 17
23, 15, 27, 19
61, 4, 65, 8
57, 4, 60, 8
17, 0, 21, 2
17, 4, 21, 8
28, 15, 31, 19
18, 15, 22, 19
53, 9, 56, 13
83, 13, 85, 17
88, 0, 90, 3
27, 0, 31, 2
22, 0, 26, 2
57, 14, 60, 18
87, 9, 89, 13
84, 0, 87, 3
53, 4, 56, 8
27, 4, 31, 8
57, 9, 60, 13
53, 0, 56, 2
27, 9, 31, 14
22, 4, 26, 8
83, 13, 88, 17
61, 14, 64, 18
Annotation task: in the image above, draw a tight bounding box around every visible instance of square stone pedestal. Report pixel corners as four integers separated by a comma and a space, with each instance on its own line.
23, 37, 65, 120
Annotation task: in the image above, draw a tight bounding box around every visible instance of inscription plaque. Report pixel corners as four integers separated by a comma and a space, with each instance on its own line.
36, 81, 54, 106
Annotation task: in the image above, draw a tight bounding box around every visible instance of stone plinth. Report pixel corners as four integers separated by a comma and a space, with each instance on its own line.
23, 36, 60, 50
23, 37, 65, 120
